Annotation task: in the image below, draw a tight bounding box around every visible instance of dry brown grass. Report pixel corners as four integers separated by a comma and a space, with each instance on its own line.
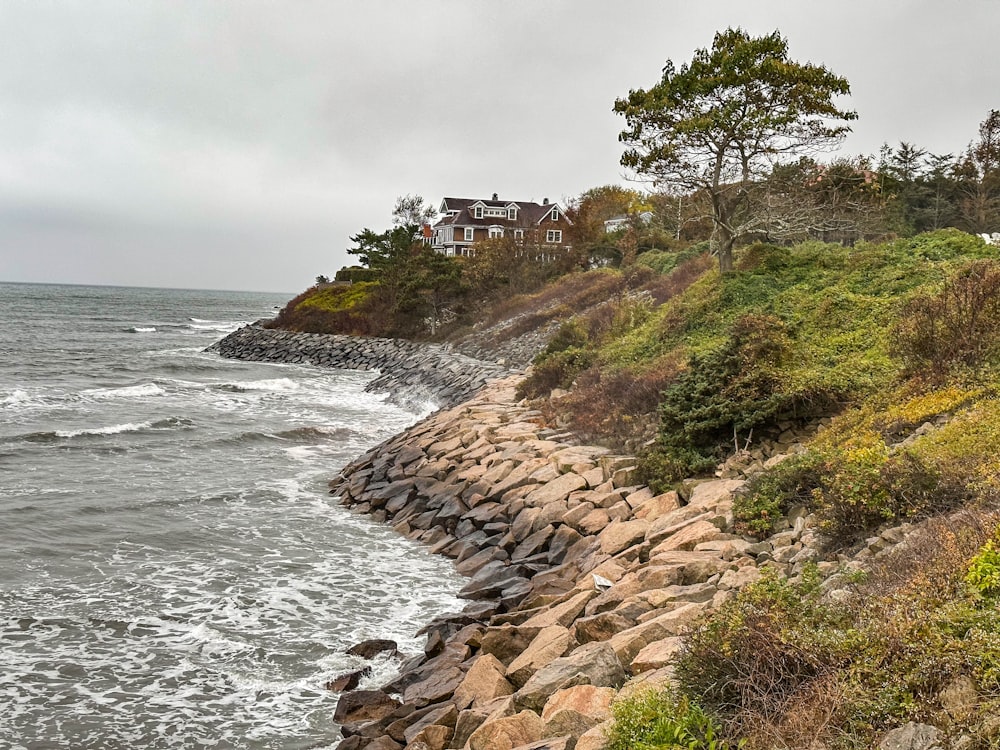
558, 354, 683, 451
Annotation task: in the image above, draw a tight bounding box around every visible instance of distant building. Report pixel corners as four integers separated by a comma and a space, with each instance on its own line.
603, 211, 654, 233
430, 194, 571, 258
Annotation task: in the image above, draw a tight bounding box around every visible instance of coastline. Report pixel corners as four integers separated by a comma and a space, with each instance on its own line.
211, 326, 894, 750
211, 325, 512, 410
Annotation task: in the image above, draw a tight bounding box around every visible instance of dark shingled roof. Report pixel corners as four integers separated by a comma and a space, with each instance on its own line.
435, 196, 568, 229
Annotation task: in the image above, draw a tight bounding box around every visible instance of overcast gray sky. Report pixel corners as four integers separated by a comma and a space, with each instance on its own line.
1, 1, 998, 293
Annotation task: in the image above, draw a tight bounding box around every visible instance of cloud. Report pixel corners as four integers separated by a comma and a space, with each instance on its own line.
1, 1, 998, 291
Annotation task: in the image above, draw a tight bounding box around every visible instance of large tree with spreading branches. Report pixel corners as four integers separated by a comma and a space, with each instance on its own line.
614, 28, 856, 272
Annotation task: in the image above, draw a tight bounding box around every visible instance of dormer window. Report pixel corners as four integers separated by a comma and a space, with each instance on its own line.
474, 206, 483, 219
508, 207, 518, 221
550, 207, 559, 221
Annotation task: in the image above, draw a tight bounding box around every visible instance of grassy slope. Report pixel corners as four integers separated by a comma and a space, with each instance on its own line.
269, 232, 1000, 745
550, 231, 1000, 748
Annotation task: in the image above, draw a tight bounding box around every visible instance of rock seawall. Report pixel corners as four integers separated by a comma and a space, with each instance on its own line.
209, 327, 924, 749
325, 375, 848, 750
210, 325, 511, 409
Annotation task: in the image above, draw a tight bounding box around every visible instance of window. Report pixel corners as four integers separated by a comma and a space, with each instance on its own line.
546, 229, 562, 243
473, 206, 483, 219
513, 229, 524, 239
550, 207, 559, 221
488, 226, 504, 238
508, 208, 518, 220
464, 227, 475, 242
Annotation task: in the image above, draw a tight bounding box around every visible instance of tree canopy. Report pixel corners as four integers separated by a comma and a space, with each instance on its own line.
614, 28, 856, 271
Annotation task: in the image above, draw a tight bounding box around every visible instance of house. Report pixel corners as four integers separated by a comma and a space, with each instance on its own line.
603, 211, 654, 233
430, 194, 571, 259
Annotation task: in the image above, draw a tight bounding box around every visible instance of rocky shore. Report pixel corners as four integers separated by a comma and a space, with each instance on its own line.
210, 325, 511, 409
323, 375, 847, 750
213, 328, 929, 750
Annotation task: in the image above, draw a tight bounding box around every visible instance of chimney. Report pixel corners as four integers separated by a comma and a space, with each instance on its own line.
492, 192, 499, 201
542, 197, 549, 205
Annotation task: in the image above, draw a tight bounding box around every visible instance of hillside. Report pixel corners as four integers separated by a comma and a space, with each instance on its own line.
271, 229, 1000, 747
515, 230, 1000, 748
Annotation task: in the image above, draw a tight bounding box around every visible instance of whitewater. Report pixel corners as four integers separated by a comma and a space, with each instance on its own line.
0, 282, 465, 749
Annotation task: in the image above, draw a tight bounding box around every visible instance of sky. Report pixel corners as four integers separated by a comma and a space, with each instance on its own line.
1, 1, 998, 294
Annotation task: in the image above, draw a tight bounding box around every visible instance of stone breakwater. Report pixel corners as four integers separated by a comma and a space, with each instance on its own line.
210, 325, 511, 409
325, 375, 852, 750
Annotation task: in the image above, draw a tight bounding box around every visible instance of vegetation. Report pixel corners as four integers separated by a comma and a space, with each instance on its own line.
607, 688, 742, 750
266, 34, 1000, 747
668, 520, 1000, 748
614, 28, 856, 272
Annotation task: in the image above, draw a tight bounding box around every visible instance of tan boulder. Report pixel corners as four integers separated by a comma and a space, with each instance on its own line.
453, 653, 515, 710
575, 720, 612, 750
511, 737, 574, 750
608, 603, 703, 663
636, 582, 717, 608
573, 611, 635, 644
633, 491, 681, 520
650, 520, 726, 553
645, 550, 731, 584
562, 501, 597, 531
467, 710, 546, 750
623, 486, 654, 508
597, 519, 649, 555
481, 460, 516, 487
506, 625, 577, 687
521, 590, 596, 630
631, 636, 685, 673
644, 508, 712, 546
405, 723, 451, 750
541, 685, 615, 724
576, 508, 611, 535
717, 565, 761, 590
686, 478, 745, 510
491, 458, 550, 497
480, 624, 542, 665
452, 706, 493, 749
524, 472, 589, 508
515, 641, 627, 712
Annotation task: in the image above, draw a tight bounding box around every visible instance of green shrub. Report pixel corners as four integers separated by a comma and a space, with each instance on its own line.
606, 688, 741, 750
516, 348, 593, 399
734, 452, 824, 536
647, 313, 838, 484
967, 537, 1000, 598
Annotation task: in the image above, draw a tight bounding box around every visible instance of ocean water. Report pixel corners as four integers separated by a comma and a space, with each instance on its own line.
0, 282, 465, 750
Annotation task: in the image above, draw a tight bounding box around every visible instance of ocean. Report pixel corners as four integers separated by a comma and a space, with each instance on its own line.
0, 282, 466, 750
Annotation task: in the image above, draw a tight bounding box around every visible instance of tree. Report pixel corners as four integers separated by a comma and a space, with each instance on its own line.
955, 110, 1000, 233
392, 194, 437, 227
759, 156, 884, 244
614, 28, 856, 272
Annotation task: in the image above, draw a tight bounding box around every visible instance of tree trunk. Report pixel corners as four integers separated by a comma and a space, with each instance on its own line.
716, 223, 735, 273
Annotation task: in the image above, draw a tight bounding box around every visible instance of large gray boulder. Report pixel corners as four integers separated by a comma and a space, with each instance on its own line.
514, 641, 627, 712
877, 722, 944, 750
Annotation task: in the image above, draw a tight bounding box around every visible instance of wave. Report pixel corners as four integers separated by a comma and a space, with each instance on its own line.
82, 383, 165, 400
0, 389, 31, 407
7, 417, 193, 443
56, 421, 153, 438
126, 326, 157, 333
188, 323, 238, 331
216, 378, 298, 393
272, 426, 354, 441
